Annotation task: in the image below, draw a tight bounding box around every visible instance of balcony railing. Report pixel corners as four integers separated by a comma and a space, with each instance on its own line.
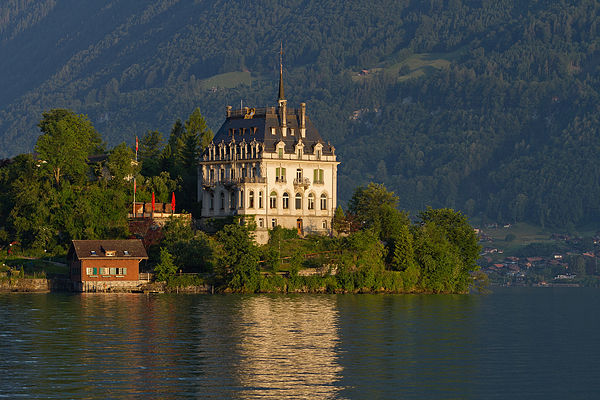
204, 177, 266, 188
275, 177, 287, 183
294, 177, 311, 189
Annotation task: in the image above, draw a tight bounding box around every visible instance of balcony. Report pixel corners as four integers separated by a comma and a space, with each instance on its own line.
223, 177, 267, 188
275, 177, 287, 184
293, 177, 311, 190
202, 179, 216, 189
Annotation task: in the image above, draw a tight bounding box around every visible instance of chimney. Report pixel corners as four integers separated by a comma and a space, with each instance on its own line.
300, 102, 306, 138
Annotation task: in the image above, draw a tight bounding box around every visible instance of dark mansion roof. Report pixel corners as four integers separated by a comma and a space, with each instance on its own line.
69, 239, 148, 260
210, 106, 334, 155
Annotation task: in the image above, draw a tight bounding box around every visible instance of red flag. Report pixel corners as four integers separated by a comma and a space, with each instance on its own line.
134, 179, 136, 193
152, 192, 155, 212
171, 192, 175, 213
135, 136, 139, 152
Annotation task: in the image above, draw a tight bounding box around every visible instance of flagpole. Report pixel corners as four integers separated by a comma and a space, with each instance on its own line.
133, 136, 138, 217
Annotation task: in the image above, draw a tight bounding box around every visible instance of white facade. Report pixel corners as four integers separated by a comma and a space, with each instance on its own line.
197, 101, 339, 244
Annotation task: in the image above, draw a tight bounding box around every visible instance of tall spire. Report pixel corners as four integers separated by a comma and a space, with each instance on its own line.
278, 41, 285, 101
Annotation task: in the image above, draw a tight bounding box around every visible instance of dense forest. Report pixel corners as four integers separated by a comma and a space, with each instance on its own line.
1, 0, 600, 227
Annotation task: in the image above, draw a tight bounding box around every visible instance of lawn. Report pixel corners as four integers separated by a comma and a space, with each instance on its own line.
199, 71, 253, 90
351, 47, 467, 83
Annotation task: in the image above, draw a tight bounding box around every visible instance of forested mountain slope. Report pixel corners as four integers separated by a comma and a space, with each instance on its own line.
1, 0, 600, 227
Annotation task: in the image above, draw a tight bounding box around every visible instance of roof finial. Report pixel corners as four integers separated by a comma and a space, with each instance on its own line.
278, 41, 285, 101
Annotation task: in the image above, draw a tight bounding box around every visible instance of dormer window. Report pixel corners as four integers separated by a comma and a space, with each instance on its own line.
105, 250, 116, 257
90, 250, 97, 256
123, 250, 130, 256
290, 128, 295, 136
271, 127, 276, 135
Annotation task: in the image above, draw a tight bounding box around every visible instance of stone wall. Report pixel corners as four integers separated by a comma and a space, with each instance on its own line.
0, 278, 49, 292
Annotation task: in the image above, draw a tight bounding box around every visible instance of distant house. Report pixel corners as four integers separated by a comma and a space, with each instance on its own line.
68, 239, 148, 292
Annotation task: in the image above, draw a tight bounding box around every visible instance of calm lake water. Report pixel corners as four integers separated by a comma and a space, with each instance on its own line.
1, 288, 598, 399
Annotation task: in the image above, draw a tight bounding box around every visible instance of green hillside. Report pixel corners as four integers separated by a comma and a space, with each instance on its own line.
1, 0, 600, 227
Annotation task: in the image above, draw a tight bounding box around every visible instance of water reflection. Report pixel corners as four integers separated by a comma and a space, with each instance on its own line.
231, 295, 344, 399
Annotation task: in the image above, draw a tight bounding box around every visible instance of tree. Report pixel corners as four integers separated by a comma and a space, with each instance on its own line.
215, 223, 260, 292
35, 109, 102, 186
154, 247, 178, 282
332, 205, 348, 235
417, 207, 481, 291
139, 130, 164, 176
107, 142, 137, 183
185, 107, 213, 151
348, 182, 409, 240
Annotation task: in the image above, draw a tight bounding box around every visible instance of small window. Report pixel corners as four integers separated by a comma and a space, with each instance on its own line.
297, 149, 302, 159
105, 250, 116, 257
271, 218, 277, 228
320, 194, 327, 210
123, 250, 130, 256
322, 220, 328, 229
86, 267, 93, 276
90, 250, 97, 256
259, 218, 264, 228
109, 267, 116, 275
278, 148, 284, 159
282, 193, 289, 209
271, 127, 276, 135
290, 128, 295, 136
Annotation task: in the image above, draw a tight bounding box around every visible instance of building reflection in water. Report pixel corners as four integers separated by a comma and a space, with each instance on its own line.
231, 295, 344, 399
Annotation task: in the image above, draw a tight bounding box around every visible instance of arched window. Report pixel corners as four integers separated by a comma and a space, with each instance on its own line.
270, 191, 277, 209
230, 191, 235, 209
220, 192, 225, 210
282, 193, 289, 209
295, 193, 302, 210
239, 190, 244, 208
249, 191, 255, 208
296, 168, 303, 180
320, 194, 327, 210
308, 193, 315, 210
259, 191, 264, 208
210, 193, 214, 210
322, 220, 328, 229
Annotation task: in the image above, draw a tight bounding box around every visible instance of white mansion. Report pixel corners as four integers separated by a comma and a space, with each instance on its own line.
197, 73, 339, 243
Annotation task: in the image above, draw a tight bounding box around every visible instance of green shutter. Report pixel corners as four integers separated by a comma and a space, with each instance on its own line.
319, 169, 324, 182
314, 169, 318, 182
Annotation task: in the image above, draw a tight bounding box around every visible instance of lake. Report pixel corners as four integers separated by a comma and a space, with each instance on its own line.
1, 288, 598, 399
